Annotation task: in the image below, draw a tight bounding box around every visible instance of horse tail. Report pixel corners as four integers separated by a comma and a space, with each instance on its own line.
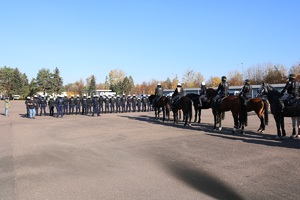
263, 99, 269, 125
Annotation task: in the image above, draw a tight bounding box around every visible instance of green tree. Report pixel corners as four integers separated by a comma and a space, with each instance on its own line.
51, 67, 63, 95
88, 75, 96, 96
28, 78, 39, 96
0, 66, 15, 97
36, 68, 52, 95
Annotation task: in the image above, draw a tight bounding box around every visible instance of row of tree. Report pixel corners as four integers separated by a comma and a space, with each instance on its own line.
0, 62, 299, 99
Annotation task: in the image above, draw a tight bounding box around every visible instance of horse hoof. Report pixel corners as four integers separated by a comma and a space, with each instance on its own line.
188, 124, 192, 127
218, 127, 222, 131
241, 131, 245, 135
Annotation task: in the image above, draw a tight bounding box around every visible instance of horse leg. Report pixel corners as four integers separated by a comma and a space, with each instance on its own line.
213, 111, 217, 130
188, 110, 192, 126
162, 107, 165, 122
198, 109, 201, 123
257, 115, 265, 133
232, 112, 239, 134
194, 108, 197, 123
183, 111, 188, 126
218, 112, 222, 131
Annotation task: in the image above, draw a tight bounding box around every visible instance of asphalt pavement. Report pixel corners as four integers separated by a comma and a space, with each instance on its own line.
0, 101, 300, 200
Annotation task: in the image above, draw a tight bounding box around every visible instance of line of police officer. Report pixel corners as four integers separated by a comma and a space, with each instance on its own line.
27, 93, 153, 118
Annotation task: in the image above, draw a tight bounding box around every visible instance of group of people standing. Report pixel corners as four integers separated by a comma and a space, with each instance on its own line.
24, 94, 153, 118
19, 73, 300, 119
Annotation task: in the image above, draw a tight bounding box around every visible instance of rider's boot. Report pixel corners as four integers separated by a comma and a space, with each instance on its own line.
198, 98, 202, 107
279, 100, 284, 112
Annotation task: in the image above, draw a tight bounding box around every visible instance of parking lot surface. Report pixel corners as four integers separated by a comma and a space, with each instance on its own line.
0, 101, 300, 200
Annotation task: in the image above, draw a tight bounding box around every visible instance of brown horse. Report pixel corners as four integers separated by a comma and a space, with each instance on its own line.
148, 95, 170, 122
246, 97, 269, 132
207, 88, 268, 134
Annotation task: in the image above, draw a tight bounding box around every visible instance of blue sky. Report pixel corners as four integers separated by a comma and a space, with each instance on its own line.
1, 0, 300, 85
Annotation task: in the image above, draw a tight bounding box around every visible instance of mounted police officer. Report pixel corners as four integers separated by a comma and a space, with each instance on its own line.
279, 74, 299, 111
239, 79, 252, 104
39, 95, 47, 116
172, 83, 184, 108
198, 82, 207, 107
153, 83, 163, 107
214, 76, 229, 107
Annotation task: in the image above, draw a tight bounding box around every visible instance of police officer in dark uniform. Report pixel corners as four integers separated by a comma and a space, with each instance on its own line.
55, 95, 64, 118
110, 96, 115, 113
239, 79, 252, 104
214, 76, 229, 106
120, 94, 126, 113
126, 95, 132, 112
132, 94, 137, 112
198, 82, 207, 107
136, 96, 141, 112
69, 95, 75, 115
63, 95, 69, 115
99, 94, 104, 114
154, 83, 163, 107
146, 95, 151, 112
92, 94, 100, 116
33, 95, 40, 115
81, 94, 88, 115
74, 95, 81, 115
104, 95, 110, 113
116, 95, 121, 113
279, 74, 299, 111
142, 95, 147, 112
39, 95, 47, 116
87, 96, 92, 114
48, 96, 55, 116
172, 83, 184, 107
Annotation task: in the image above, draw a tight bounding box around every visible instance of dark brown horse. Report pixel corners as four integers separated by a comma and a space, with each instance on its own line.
171, 91, 192, 126
185, 93, 213, 123
257, 83, 300, 140
148, 95, 170, 122
207, 88, 268, 134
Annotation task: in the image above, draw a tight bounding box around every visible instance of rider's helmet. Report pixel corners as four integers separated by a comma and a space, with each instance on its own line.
288, 74, 296, 81
221, 76, 227, 81
201, 81, 206, 86
177, 83, 182, 87
157, 83, 161, 87
245, 79, 250, 84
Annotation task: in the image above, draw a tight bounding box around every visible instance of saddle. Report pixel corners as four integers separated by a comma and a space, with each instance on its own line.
282, 97, 300, 117
284, 97, 299, 108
